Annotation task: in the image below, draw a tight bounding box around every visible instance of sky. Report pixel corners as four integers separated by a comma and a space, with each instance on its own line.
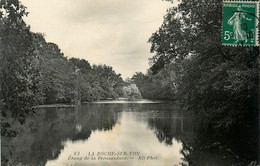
21, 0, 174, 79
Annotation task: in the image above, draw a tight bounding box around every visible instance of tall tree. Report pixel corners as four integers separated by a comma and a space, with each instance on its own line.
0, 0, 42, 124
148, 0, 259, 161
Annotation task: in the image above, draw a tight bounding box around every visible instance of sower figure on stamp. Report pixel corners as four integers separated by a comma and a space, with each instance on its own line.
228, 5, 252, 43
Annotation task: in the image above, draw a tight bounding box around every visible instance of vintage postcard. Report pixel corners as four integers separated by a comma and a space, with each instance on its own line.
0, 0, 259, 166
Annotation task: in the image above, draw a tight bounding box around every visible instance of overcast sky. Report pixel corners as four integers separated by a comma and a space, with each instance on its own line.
21, 0, 174, 79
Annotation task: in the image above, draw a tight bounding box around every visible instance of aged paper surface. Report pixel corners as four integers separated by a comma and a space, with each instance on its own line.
1, 0, 259, 166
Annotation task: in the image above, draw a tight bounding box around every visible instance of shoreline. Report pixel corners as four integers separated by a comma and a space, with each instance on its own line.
34, 99, 176, 108
34, 104, 74, 108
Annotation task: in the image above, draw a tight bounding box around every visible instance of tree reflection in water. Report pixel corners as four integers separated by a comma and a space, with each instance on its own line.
1, 102, 258, 166
2, 104, 120, 166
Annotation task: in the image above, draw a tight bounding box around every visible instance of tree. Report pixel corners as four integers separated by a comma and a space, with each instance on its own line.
0, 0, 42, 124
131, 70, 176, 100
92, 64, 124, 99
33, 34, 75, 104
122, 84, 142, 101
147, 0, 259, 161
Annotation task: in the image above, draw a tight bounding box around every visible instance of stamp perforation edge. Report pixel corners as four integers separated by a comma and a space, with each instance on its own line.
222, 0, 259, 47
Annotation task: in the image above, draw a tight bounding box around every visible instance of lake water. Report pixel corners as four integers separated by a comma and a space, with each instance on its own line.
1, 100, 253, 166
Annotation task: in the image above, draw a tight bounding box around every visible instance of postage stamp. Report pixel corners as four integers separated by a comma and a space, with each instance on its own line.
222, 1, 259, 46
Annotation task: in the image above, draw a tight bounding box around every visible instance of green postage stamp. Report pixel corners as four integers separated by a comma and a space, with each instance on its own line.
222, 1, 259, 46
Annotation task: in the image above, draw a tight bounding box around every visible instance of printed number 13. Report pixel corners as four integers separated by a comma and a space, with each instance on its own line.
224, 31, 232, 40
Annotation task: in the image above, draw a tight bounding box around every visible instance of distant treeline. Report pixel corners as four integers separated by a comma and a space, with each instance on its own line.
0, 0, 142, 127
34, 35, 125, 104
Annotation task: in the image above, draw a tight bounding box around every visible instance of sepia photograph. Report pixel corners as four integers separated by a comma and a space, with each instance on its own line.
0, 0, 259, 166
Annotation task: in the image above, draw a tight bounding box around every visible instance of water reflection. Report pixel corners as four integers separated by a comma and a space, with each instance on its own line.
2, 102, 193, 166
2, 104, 120, 166
2, 102, 255, 166
46, 111, 184, 166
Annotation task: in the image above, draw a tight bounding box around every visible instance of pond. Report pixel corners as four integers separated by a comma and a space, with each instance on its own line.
1, 100, 254, 166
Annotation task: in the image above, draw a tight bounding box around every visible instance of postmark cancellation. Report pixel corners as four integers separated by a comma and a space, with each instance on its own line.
222, 0, 259, 46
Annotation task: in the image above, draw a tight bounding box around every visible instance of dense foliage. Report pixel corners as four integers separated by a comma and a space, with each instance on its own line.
0, 0, 42, 126
131, 69, 176, 100
33, 33, 125, 104
122, 84, 142, 101
1, 0, 258, 164
0, 0, 128, 135
132, 0, 259, 163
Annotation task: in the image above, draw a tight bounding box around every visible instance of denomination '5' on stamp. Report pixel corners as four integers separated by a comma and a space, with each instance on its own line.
222, 1, 259, 46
